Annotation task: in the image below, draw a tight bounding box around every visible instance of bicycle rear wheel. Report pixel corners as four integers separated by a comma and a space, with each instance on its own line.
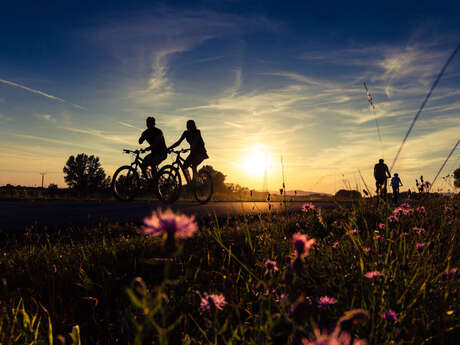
112, 166, 140, 201
193, 170, 213, 204
156, 165, 182, 204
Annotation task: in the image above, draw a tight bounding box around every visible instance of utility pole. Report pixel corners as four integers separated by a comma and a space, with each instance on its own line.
40, 172, 46, 188
280, 155, 286, 204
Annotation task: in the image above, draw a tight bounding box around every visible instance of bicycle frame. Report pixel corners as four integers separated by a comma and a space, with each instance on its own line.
170, 150, 192, 184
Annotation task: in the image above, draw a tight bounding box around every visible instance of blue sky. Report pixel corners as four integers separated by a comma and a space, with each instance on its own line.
1, 1, 459, 192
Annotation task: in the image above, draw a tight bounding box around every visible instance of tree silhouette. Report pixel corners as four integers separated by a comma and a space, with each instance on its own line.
63, 153, 110, 193
454, 167, 460, 188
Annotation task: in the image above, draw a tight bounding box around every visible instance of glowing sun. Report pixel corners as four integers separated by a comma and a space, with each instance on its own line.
243, 147, 269, 176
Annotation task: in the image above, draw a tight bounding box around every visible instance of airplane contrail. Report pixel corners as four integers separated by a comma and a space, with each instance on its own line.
0, 78, 85, 109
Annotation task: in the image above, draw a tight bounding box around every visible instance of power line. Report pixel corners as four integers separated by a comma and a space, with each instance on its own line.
364, 82, 384, 158
391, 43, 460, 172
429, 139, 460, 191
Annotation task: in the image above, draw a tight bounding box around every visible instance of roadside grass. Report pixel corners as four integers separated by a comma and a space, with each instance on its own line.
0, 196, 458, 344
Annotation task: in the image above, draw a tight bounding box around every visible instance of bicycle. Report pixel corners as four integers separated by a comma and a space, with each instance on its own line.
375, 178, 388, 200
155, 148, 213, 204
111, 148, 166, 201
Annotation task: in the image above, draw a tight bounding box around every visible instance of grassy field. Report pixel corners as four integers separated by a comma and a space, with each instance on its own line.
0, 195, 458, 344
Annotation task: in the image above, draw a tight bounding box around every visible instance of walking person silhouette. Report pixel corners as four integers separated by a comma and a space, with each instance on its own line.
168, 120, 208, 180
138, 116, 168, 177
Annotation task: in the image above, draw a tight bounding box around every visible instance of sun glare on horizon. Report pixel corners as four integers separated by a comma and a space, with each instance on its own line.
243, 146, 270, 177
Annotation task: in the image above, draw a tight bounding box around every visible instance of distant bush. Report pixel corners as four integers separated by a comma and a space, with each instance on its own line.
335, 189, 362, 199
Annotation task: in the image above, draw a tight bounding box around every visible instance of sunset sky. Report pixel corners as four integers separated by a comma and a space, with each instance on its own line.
1, 1, 459, 193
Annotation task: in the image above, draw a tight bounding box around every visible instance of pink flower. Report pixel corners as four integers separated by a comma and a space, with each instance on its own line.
301, 202, 316, 212
378, 223, 385, 230
445, 206, 453, 213
444, 268, 458, 277
364, 247, 371, 253
374, 235, 384, 241
381, 310, 398, 322
388, 215, 399, 223
412, 227, 425, 235
401, 232, 409, 237
332, 241, 340, 248
141, 209, 197, 239
275, 293, 288, 303
264, 259, 279, 271
423, 181, 431, 188
345, 229, 359, 236
199, 293, 227, 313
400, 203, 411, 209
293, 233, 316, 258
318, 296, 337, 309
365, 271, 383, 279
416, 206, 426, 215
416, 243, 425, 251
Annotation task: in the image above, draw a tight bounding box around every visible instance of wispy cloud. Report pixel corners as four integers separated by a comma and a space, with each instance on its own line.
34, 113, 55, 122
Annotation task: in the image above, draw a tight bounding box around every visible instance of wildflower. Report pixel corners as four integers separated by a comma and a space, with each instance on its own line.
445, 206, 453, 213
444, 268, 457, 277
400, 202, 411, 209
365, 271, 383, 279
388, 215, 398, 223
318, 296, 337, 309
374, 235, 384, 241
423, 181, 431, 188
416, 243, 425, 251
275, 293, 288, 303
364, 247, 371, 253
264, 259, 279, 271
293, 233, 316, 258
381, 310, 398, 322
416, 206, 426, 215
345, 229, 359, 236
401, 232, 409, 237
378, 223, 385, 230
412, 227, 425, 235
199, 293, 227, 313
141, 209, 197, 239
301, 202, 316, 213
141, 209, 198, 252
332, 241, 340, 248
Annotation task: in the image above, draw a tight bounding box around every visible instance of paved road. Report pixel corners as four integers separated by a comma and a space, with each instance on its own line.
0, 200, 342, 231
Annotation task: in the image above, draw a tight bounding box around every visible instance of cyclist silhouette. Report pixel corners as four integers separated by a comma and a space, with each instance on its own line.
390, 173, 403, 203
168, 120, 208, 179
138, 116, 167, 177
374, 158, 391, 195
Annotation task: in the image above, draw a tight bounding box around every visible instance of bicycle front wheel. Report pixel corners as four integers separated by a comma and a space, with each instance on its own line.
156, 165, 182, 204
193, 170, 213, 204
112, 166, 140, 201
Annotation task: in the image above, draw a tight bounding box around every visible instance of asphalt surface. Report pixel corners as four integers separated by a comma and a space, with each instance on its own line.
0, 200, 343, 231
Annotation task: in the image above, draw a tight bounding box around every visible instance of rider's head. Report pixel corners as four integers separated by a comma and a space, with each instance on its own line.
394, 173, 398, 177
187, 120, 197, 131
379, 158, 384, 164
146, 116, 156, 129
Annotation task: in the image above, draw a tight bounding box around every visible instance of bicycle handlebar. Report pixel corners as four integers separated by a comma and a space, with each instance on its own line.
122, 148, 148, 154
168, 148, 190, 154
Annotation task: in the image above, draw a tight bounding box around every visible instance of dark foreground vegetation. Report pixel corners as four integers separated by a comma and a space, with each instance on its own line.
0, 195, 458, 344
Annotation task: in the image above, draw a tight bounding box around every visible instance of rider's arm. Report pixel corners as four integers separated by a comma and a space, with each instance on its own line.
168, 132, 186, 150
138, 132, 145, 145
